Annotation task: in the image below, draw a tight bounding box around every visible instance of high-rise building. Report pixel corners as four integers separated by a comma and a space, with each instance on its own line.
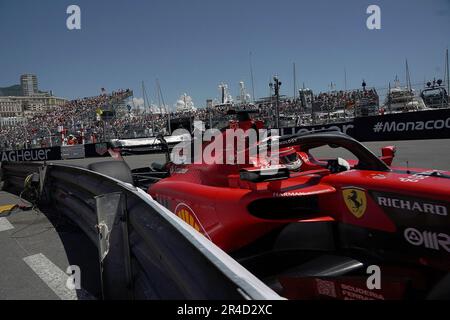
20, 74, 38, 96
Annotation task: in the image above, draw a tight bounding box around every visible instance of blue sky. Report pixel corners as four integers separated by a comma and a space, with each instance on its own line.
0, 0, 449, 108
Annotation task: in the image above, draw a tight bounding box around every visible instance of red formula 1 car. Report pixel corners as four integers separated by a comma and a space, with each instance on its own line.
127, 112, 450, 300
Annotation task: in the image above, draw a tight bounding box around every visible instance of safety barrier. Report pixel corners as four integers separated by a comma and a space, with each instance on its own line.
0, 161, 280, 300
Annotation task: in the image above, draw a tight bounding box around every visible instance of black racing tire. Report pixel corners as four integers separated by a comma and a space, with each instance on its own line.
427, 273, 450, 300
88, 160, 134, 185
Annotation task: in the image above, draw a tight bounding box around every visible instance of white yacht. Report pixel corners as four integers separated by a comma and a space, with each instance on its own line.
384, 78, 427, 113
175, 93, 196, 113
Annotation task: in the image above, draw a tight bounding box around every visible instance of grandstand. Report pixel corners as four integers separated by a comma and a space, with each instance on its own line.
5, 80, 448, 151
0, 89, 132, 150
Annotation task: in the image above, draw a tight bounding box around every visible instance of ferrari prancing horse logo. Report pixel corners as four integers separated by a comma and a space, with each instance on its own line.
342, 187, 367, 218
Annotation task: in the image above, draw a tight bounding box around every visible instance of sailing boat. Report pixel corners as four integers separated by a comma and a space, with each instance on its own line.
384, 76, 427, 113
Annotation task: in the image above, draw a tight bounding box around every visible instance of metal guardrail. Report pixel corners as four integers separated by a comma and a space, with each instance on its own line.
0, 161, 280, 300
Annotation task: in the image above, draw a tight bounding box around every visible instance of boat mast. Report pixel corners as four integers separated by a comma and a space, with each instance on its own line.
141, 81, 145, 115
249, 51, 256, 102
293, 62, 297, 101
406, 59, 414, 110
156, 79, 171, 134
142, 81, 155, 134
406, 59, 412, 92
446, 48, 449, 99
388, 82, 392, 113
155, 83, 163, 115
344, 68, 347, 92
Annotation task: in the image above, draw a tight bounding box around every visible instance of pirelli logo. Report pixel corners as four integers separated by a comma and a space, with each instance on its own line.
376, 196, 448, 216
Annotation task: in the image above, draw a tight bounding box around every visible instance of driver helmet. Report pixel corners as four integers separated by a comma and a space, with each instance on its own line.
279, 147, 302, 171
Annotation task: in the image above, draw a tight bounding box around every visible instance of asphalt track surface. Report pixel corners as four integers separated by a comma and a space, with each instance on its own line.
50, 139, 450, 171
0, 192, 98, 299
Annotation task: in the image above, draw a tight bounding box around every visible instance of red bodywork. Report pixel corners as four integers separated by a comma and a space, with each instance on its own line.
143, 117, 450, 299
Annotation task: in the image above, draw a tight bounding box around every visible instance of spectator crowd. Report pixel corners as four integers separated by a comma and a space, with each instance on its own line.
0, 89, 132, 150
0, 87, 379, 151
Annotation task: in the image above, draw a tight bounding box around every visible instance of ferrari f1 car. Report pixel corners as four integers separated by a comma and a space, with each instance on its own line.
123, 112, 450, 300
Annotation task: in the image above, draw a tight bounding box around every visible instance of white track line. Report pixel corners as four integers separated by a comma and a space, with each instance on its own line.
23, 253, 86, 300
0, 217, 14, 232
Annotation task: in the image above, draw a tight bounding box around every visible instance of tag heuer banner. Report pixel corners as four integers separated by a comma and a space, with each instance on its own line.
0, 146, 62, 162
0, 143, 113, 163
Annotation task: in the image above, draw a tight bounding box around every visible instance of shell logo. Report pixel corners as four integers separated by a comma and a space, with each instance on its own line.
177, 208, 201, 232
174, 203, 210, 239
